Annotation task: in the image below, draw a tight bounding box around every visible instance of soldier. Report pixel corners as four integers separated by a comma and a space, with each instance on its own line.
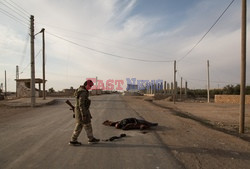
69, 80, 100, 146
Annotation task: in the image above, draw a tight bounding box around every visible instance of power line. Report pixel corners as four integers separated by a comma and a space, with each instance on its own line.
0, 1, 29, 22
177, 71, 239, 85
20, 49, 42, 75
2, 0, 30, 18
7, 0, 30, 16
47, 31, 174, 63
177, 0, 235, 62
36, 22, 173, 59
188, 78, 239, 85
0, 8, 29, 27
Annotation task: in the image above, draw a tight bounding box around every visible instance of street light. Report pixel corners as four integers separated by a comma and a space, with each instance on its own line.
35, 28, 46, 100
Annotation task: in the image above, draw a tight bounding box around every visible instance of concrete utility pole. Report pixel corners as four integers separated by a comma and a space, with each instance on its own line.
96, 76, 98, 94
30, 15, 36, 107
171, 82, 173, 95
185, 81, 188, 98
239, 0, 247, 134
207, 60, 210, 103
41, 28, 46, 100
96, 77, 98, 88
154, 81, 156, 95
164, 81, 166, 94
180, 77, 183, 101
173, 60, 177, 104
4, 70, 7, 97
16, 65, 19, 97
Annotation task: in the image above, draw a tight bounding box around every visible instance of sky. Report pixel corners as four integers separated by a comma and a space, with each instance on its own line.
0, 0, 249, 92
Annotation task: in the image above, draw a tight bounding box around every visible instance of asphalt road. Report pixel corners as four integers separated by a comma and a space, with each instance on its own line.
0, 94, 183, 169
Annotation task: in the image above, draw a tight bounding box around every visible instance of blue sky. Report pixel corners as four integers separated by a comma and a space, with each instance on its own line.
0, 0, 249, 91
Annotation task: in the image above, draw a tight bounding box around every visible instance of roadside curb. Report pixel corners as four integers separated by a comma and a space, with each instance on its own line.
0, 99, 58, 108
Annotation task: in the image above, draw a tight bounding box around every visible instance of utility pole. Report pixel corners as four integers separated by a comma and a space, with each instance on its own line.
41, 28, 46, 100
164, 81, 166, 94
96, 76, 98, 94
185, 81, 188, 98
173, 60, 177, 104
16, 65, 19, 97
239, 0, 247, 134
207, 60, 210, 103
180, 77, 182, 101
4, 70, 7, 97
30, 15, 36, 107
0, 83, 3, 93
35, 28, 46, 99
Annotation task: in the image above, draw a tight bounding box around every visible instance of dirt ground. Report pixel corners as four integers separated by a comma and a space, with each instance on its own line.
121, 95, 250, 169
133, 95, 250, 138
153, 98, 250, 138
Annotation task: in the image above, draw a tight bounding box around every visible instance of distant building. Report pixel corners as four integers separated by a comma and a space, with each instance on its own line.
15, 78, 46, 98
126, 84, 138, 92
63, 88, 75, 94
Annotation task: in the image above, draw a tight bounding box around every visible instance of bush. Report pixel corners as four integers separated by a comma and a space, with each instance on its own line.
186, 84, 250, 98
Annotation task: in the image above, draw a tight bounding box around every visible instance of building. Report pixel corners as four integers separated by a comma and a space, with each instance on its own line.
126, 84, 138, 92
15, 78, 46, 98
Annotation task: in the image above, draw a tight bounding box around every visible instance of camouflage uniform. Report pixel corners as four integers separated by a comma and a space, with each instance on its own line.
71, 86, 94, 141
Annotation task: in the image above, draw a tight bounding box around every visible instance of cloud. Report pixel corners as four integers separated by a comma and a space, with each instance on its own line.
0, 0, 249, 92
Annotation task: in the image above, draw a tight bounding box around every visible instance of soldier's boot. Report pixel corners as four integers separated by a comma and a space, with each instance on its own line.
88, 137, 100, 144
83, 123, 99, 144
69, 141, 82, 146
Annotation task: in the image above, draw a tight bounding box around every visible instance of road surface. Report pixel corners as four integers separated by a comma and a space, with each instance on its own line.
0, 94, 184, 169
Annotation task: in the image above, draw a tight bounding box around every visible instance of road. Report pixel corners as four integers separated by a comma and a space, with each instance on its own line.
0, 94, 184, 169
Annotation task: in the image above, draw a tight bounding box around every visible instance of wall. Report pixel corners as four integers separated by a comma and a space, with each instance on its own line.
215, 95, 250, 104
16, 81, 39, 98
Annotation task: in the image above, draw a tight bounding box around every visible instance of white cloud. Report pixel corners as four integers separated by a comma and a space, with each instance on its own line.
0, 0, 249, 92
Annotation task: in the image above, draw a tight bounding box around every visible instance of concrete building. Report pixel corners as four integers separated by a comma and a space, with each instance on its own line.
15, 78, 46, 98
126, 84, 138, 92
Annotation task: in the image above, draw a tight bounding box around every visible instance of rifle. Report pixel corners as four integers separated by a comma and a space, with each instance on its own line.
65, 100, 75, 118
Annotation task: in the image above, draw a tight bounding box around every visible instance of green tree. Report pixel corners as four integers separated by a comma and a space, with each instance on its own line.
246, 86, 250, 94
233, 84, 240, 94
48, 87, 55, 93
223, 85, 235, 94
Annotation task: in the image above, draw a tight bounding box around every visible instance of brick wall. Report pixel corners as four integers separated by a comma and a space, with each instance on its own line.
215, 95, 250, 104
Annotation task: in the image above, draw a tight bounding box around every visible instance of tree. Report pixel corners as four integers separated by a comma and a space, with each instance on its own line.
234, 84, 240, 94
48, 87, 55, 93
223, 85, 235, 94
246, 86, 250, 94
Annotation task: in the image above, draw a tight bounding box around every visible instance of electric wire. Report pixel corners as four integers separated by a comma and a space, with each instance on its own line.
8, 0, 30, 16
0, 1, 29, 22
20, 49, 42, 74
47, 31, 174, 63
3, 0, 30, 17
36, 22, 173, 59
186, 78, 239, 85
177, 0, 235, 62
177, 70, 239, 87
0, 8, 29, 27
